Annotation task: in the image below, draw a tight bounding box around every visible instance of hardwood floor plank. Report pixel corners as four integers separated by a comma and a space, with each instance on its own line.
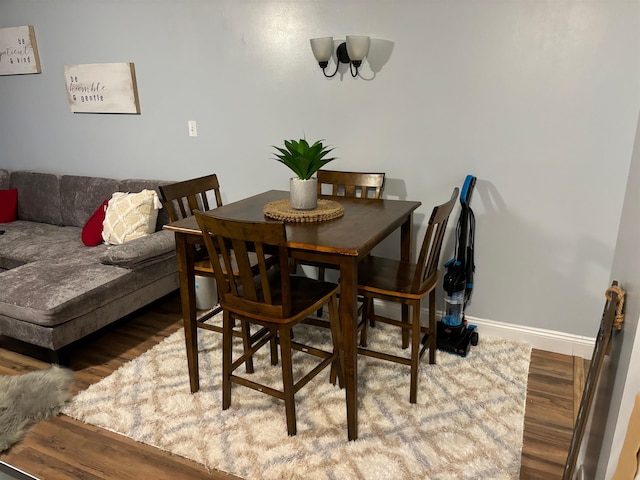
0, 292, 575, 480
573, 356, 585, 422
25, 417, 229, 480
520, 349, 575, 479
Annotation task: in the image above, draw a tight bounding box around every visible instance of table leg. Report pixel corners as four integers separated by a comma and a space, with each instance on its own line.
399, 213, 414, 262
400, 214, 414, 348
175, 233, 199, 393
339, 256, 359, 441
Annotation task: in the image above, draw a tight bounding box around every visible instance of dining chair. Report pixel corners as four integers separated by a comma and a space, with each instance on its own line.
194, 211, 343, 436
159, 173, 223, 285
356, 187, 459, 403
317, 169, 385, 199
159, 174, 262, 372
314, 169, 385, 281
160, 173, 223, 224
301, 169, 386, 320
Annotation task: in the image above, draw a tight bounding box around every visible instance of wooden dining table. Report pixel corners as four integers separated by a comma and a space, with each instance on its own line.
163, 189, 421, 441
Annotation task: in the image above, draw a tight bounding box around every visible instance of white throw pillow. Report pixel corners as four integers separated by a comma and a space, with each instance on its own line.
102, 189, 163, 245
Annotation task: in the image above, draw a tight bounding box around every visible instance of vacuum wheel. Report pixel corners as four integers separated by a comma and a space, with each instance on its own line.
470, 330, 479, 346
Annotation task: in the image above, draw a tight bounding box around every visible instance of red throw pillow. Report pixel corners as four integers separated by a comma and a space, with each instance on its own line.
0, 189, 18, 223
81, 200, 109, 246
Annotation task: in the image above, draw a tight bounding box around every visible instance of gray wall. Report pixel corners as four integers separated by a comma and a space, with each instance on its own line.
1, 0, 639, 338
596, 112, 640, 478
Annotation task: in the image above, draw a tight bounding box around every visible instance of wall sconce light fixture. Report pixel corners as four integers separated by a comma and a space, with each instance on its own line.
310, 36, 371, 78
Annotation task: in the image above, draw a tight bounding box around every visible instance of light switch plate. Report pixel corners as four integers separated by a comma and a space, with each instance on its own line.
188, 120, 197, 137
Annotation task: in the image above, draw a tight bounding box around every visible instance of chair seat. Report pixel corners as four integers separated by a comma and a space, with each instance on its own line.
195, 251, 269, 276
194, 258, 215, 274
289, 276, 340, 317
227, 275, 339, 324
357, 255, 437, 299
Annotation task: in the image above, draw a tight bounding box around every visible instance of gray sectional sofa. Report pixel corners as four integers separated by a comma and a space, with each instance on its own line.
0, 170, 179, 361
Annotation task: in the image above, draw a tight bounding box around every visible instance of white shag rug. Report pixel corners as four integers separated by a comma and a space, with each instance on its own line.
63, 315, 531, 480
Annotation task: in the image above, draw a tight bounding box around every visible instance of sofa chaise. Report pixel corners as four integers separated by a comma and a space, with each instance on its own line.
0, 169, 179, 361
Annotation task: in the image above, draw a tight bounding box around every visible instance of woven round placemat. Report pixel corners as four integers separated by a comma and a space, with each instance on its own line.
263, 199, 344, 223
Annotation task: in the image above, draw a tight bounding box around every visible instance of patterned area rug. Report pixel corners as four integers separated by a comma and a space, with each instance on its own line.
63, 315, 531, 480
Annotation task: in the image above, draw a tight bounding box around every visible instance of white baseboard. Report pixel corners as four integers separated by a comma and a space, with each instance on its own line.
464, 315, 595, 360
372, 301, 596, 360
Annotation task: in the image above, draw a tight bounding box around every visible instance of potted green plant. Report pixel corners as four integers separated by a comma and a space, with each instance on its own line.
273, 138, 336, 210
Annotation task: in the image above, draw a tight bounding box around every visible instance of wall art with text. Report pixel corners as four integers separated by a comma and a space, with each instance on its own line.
0, 25, 41, 75
64, 62, 141, 114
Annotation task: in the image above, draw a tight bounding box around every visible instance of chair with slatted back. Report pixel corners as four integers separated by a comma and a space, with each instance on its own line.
301, 170, 385, 320
314, 169, 385, 279
317, 169, 385, 199
159, 174, 262, 372
194, 210, 343, 436
160, 174, 223, 223
159, 173, 223, 280
356, 188, 458, 403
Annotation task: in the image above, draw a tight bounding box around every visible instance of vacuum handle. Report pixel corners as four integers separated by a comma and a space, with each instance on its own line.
460, 175, 477, 207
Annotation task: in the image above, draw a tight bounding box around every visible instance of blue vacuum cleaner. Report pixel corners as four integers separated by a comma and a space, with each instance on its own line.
437, 175, 479, 357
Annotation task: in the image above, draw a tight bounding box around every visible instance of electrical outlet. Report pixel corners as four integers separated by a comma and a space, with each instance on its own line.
188, 120, 197, 137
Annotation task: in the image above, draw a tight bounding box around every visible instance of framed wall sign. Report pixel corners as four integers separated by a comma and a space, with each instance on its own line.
0, 25, 41, 75
63, 62, 141, 114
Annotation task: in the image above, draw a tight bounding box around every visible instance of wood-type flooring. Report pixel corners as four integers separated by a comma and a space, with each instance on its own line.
0, 292, 578, 479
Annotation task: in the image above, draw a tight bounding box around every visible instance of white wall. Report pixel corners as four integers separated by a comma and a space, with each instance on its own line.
598, 112, 640, 478
1, 0, 639, 338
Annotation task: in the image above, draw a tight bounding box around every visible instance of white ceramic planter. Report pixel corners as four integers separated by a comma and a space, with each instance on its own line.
290, 177, 317, 210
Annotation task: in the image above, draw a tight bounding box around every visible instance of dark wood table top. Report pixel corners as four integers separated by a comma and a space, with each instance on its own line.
164, 190, 422, 257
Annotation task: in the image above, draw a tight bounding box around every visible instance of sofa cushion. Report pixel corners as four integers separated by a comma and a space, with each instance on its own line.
0, 189, 18, 223
0, 248, 177, 327
100, 230, 175, 268
0, 221, 98, 268
60, 175, 120, 227
102, 190, 162, 245
10, 171, 62, 225
0, 170, 9, 190
81, 200, 109, 247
